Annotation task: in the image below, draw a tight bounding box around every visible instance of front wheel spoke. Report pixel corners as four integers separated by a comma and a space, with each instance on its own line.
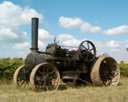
81, 45, 88, 50
89, 48, 93, 52
48, 72, 56, 78
44, 76, 57, 89
45, 67, 48, 73
31, 63, 60, 91
87, 43, 90, 49
48, 70, 55, 75
37, 71, 43, 76
42, 80, 48, 90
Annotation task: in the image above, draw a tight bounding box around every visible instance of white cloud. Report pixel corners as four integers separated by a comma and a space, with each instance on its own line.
0, 1, 42, 42
80, 23, 101, 33
0, 28, 18, 40
104, 25, 128, 35
59, 16, 101, 33
0, 1, 42, 28
0, 1, 43, 57
39, 28, 53, 42
15, 42, 30, 49
12, 28, 54, 53
95, 40, 128, 61
38, 40, 45, 49
21, 8, 42, 23
37, 28, 54, 50
57, 33, 81, 48
59, 16, 128, 35
59, 16, 83, 28
106, 40, 120, 48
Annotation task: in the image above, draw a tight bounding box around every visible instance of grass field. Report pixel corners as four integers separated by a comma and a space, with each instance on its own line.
0, 76, 127, 102
0, 59, 128, 102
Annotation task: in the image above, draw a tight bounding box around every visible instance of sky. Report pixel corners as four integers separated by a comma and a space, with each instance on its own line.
0, 0, 127, 61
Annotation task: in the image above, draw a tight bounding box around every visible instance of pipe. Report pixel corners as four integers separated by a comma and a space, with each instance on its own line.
30, 17, 39, 51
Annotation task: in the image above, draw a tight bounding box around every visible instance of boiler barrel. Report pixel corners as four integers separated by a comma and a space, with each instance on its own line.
31, 18, 39, 51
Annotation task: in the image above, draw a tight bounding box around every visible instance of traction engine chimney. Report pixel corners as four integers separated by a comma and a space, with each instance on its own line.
31, 17, 39, 52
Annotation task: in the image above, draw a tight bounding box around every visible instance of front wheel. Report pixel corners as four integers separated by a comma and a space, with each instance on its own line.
30, 63, 60, 91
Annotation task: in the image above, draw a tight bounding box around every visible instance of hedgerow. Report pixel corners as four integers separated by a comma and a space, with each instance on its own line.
0, 58, 23, 80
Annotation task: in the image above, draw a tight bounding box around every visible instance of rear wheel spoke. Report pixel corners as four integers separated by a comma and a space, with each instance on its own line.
13, 65, 30, 88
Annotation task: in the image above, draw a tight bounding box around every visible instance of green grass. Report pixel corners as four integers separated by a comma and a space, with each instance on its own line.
119, 63, 128, 77
0, 76, 128, 102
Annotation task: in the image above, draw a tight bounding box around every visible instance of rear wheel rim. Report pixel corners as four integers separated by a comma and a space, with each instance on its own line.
90, 55, 120, 86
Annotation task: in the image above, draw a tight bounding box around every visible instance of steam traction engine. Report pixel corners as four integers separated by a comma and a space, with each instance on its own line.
13, 18, 120, 91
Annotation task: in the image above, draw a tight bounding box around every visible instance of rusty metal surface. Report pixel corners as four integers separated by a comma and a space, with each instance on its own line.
90, 55, 120, 86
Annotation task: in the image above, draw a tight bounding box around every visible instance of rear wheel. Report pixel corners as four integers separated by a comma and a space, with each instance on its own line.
13, 65, 30, 88
90, 55, 120, 86
30, 63, 60, 91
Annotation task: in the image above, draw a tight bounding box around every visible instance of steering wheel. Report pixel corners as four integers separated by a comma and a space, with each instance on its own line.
79, 40, 96, 62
